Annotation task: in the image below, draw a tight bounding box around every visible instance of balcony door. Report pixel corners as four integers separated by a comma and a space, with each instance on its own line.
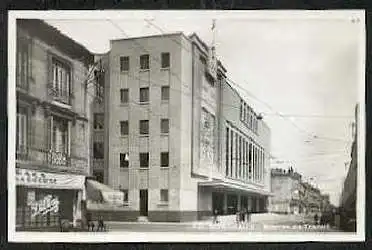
50, 115, 70, 166
16, 106, 28, 158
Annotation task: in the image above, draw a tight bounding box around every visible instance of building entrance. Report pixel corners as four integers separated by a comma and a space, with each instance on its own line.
139, 189, 148, 216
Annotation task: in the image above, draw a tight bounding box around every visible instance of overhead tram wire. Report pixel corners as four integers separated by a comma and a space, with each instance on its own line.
142, 18, 353, 145
105, 19, 349, 166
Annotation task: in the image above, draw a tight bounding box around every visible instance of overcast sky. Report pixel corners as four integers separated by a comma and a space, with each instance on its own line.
45, 11, 364, 205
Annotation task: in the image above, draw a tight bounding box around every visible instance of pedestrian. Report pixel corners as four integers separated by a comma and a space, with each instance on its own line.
314, 213, 319, 225
97, 215, 106, 232
240, 208, 246, 226
213, 209, 219, 224
236, 210, 241, 228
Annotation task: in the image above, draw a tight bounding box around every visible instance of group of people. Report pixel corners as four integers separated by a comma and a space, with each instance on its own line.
212, 208, 251, 228
86, 212, 106, 232
313, 212, 335, 226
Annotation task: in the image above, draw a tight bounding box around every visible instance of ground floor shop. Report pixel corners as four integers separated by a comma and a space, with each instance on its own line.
15, 168, 85, 231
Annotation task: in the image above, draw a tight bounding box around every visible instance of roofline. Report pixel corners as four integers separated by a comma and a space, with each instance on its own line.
110, 32, 187, 43
224, 79, 270, 128
17, 19, 93, 66
188, 32, 227, 73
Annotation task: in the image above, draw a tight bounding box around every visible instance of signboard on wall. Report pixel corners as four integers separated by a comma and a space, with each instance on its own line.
16, 168, 85, 190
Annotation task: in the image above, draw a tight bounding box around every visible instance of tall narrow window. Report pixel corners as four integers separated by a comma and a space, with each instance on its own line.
120, 56, 129, 71
160, 189, 169, 202
94, 113, 104, 130
120, 121, 129, 136
235, 132, 239, 178
139, 87, 149, 103
139, 120, 149, 135
16, 37, 30, 90
140, 54, 150, 70
230, 129, 234, 177
161, 52, 170, 69
161, 86, 170, 101
120, 153, 129, 168
139, 153, 149, 168
93, 142, 104, 159
120, 89, 129, 104
51, 58, 71, 104
16, 106, 28, 157
240, 100, 243, 120
160, 152, 169, 167
225, 127, 230, 177
51, 116, 69, 154
248, 142, 252, 180
160, 119, 169, 134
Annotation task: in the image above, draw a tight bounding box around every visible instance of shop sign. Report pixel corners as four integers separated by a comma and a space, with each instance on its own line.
16, 168, 85, 190
29, 194, 60, 217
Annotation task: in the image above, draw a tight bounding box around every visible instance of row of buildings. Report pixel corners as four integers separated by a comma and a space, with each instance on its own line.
339, 104, 358, 231
15, 19, 272, 230
269, 167, 332, 215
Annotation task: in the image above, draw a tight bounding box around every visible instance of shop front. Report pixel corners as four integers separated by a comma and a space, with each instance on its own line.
15, 168, 85, 231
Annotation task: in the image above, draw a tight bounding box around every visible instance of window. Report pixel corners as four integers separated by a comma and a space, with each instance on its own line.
161, 52, 170, 69
139, 153, 149, 168
225, 127, 229, 177
16, 37, 30, 89
161, 86, 170, 101
51, 58, 71, 104
120, 56, 129, 71
161, 152, 169, 167
160, 119, 169, 134
93, 113, 104, 130
140, 54, 150, 70
160, 189, 169, 202
139, 120, 149, 135
16, 107, 28, 156
120, 89, 129, 104
121, 189, 129, 203
120, 153, 129, 168
93, 170, 104, 183
51, 116, 69, 154
93, 142, 104, 159
120, 121, 129, 136
139, 87, 149, 103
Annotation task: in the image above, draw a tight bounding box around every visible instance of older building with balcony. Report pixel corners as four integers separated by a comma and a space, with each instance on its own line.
15, 19, 94, 231
92, 32, 271, 222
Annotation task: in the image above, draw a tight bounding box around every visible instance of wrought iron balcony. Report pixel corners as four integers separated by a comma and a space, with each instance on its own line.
47, 150, 70, 166
47, 83, 71, 105
16, 145, 88, 174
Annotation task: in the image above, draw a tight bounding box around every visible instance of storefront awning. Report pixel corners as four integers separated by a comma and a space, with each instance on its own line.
199, 180, 273, 196
86, 179, 124, 206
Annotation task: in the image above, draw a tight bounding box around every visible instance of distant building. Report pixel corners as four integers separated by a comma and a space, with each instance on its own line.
302, 182, 322, 214
269, 168, 304, 214
15, 20, 94, 231
339, 104, 358, 231
91, 32, 272, 222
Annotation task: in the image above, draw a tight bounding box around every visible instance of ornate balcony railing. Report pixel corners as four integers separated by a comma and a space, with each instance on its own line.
16, 146, 88, 174
47, 83, 71, 105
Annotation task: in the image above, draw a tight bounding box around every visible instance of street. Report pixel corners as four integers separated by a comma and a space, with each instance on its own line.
103, 214, 341, 232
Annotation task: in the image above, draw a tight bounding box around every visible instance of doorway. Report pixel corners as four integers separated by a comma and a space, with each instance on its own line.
139, 189, 148, 216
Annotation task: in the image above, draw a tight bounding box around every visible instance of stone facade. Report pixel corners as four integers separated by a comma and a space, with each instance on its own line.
92, 33, 271, 221
15, 19, 94, 231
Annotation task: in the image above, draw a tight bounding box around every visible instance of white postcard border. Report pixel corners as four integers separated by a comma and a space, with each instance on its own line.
7, 10, 366, 242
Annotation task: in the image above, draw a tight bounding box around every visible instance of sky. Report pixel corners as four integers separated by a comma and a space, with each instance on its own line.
44, 11, 364, 205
